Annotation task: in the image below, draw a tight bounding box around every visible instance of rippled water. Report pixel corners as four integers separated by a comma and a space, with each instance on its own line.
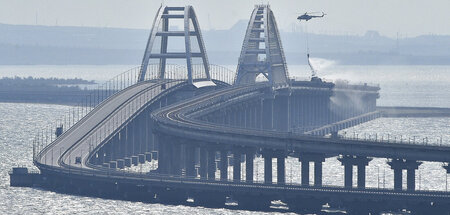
1, 65, 450, 214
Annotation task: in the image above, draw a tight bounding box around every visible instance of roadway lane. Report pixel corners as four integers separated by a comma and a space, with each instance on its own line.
152, 84, 450, 162
37, 79, 184, 169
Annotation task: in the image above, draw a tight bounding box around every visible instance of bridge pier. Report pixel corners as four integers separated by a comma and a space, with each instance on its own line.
156, 134, 169, 174
277, 156, 285, 184
261, 150, 285, 184
118, 129, 126, 158
199, 148, 207, 179
220, 150, 228, 180
170, 143, 182, 175
388, 159, 422, 191
338, 155, 372, 189
185, 144, 196, 177
111, 135, 120, 161
245, 149, 255, 182
207, 147, 216, 180
233, 149, 242, 182
262, 151, 273, 184
299, 153, 325, 186
126, 125, 133, 157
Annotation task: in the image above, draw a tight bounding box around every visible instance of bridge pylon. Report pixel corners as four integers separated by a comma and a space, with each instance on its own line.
235, 5, 289, 87
138, 5, 214, 87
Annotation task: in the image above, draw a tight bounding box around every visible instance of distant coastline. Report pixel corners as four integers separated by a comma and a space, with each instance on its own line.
0, 77, 97, 105
1, 23, 449, 65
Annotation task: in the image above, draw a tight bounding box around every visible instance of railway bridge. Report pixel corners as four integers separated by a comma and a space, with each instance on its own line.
18, 5, 450, 215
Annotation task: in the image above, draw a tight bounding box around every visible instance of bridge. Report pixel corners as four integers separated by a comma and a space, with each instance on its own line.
14, 5, 450, 215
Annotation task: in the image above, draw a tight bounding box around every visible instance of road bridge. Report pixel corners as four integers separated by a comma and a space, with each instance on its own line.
11, 4, 450, 215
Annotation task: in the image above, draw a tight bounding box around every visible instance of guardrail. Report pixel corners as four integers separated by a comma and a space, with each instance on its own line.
33, 64, 235, 164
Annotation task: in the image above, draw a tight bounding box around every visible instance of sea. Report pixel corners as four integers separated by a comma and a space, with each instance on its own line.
0, 64, 449, 214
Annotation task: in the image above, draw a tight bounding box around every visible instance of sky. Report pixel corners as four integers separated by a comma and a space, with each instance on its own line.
0, 0, 449, 38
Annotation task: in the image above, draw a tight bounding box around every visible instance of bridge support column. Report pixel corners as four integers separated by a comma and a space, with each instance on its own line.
388, 159, 422, 191
357, 162, 367, 189
338, 155, 372, 189
277, 156, 285, 184
314, 160, 323, 187
185, 144, 196, 177
126, 125, 133, 157
199, 148, 207, 179
299, 153, 325, 187
262, 150, 273, 184
233, 149, 242, 182
207, 148, 216, 180
171, 143, 181, 175
96, 147, 104, 165
344, 162, 352, 188
245, 149, 254, 182
261, 98, 274, 130
220, 150, 228, 180
156, 134, 169, 174
301, 159, 310, 186
104, 143, 112, 163
118, 129, 126, 159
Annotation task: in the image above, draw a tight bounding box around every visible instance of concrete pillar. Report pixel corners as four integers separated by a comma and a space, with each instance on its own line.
245, 151, 254, 182
199, 148, 207, 179
185, 144, 196, 177
388, 159, 422, 191
407, 168, 416, 191
314, 161, 323, 186
301, 160, 310, 186
264, 155, 272, 184
393, 168, 402, 191
138, 154, 145, 164
357, 163, 366, 189
131, 155, 138, 166
103, 143, 111, 163
124, 157, 132, 167
156, 135, 167, 174
207, 148, 216, 180
339, 155, 372, 189
171, 143, 182, 175
277, 156, 285, 184
233, 150, 241, 182
344, 162, 352, 188
117, 159, 124, 169
274, 95, 290, 132
118, 129, 126, 158
126, 125, 133, 157
220, 150, 228, 181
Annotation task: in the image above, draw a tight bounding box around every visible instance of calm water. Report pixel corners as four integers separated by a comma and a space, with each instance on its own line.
1, 65, 449, 214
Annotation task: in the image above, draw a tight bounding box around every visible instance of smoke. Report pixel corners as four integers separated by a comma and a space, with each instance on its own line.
308, 57, 337, 76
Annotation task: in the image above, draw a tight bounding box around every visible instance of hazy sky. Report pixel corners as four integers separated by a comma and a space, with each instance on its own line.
1, 0, 449, 37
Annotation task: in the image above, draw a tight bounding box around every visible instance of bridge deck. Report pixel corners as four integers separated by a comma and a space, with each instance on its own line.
37, 79, 184, 169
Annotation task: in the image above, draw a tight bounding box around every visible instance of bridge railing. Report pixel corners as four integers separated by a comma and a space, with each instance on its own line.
33, 66, 141, 162
338, 132, 446, 147
33, 64, 235, 163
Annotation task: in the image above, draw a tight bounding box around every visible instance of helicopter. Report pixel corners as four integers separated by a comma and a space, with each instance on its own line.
297, 12, 326, 21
